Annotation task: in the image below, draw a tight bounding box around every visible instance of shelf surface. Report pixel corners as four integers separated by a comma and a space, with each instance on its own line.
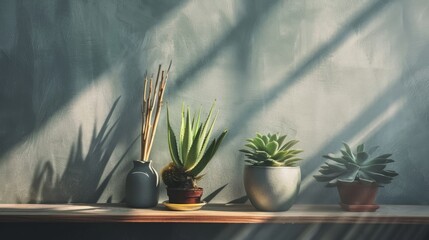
0, 204, 428, 224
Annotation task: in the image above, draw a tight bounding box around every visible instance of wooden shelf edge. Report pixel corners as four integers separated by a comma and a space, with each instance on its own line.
0, 204, 428, 224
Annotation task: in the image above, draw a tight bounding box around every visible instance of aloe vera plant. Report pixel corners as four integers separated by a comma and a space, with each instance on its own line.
240, 133, 303, 167
313, 143, 398, 186
162, 103, 227, 188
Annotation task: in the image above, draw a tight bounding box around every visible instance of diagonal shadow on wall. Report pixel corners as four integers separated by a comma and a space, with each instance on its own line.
223, 0, 397, 143
169, 0, 282, 93
0, 0, 186, 161
26, 97, 137, 203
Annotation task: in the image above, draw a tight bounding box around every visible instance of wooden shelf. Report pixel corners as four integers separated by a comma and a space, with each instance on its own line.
0, 204, 428, 224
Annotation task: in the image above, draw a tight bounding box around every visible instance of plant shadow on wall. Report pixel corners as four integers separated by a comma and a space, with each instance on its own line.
0, 0, 186, 161
24, 98, 135, 203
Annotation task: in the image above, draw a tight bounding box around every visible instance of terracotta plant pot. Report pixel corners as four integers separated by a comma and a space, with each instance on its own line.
337, 181, 379, 212
167, 187, 203, 204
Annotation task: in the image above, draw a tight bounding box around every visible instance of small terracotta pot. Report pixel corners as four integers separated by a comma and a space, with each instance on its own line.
337, 181, 379, 211
166, 187, 203, 204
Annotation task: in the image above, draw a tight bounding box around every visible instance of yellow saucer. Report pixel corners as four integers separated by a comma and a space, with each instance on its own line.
163, 201, 206, 211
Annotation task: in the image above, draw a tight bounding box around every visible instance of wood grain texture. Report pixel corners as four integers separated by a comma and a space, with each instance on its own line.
0, 204, 428, 224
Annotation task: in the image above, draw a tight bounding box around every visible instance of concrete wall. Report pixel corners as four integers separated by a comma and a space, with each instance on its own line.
1, 0, 429, 204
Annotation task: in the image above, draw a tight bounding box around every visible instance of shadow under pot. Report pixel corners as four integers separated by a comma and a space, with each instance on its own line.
244, 165, 301, 212
125, 160, 159, 208
167, 188, 203, 204
337, 181, 379, 212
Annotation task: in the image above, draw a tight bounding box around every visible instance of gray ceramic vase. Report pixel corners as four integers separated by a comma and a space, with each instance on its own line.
125, 160, 159, 208
244, 165, 301, 211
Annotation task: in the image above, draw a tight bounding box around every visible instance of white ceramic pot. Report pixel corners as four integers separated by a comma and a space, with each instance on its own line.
244, 165, 301, 211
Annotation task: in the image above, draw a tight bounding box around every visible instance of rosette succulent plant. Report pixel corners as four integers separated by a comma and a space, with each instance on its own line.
161, 103, 227, 189
313, 143, 398, 186
240, 133, 303, 166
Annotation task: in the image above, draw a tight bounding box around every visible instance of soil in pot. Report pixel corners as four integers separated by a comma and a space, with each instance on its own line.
337, 181, 379, 212
167, 187, 203, 204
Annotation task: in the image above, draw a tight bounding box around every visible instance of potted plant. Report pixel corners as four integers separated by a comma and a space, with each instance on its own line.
240, 133, 303, 211
161, 102, 227, 209
125, 63, 171, 208
313, 143, 398, 212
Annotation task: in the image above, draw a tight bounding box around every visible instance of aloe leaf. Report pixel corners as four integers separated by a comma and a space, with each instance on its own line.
188, 130, 227, 176
192, 106, 202, 138
198, 103, 216, 153
167, 106, 182, 167
184, 126, 203, 171
187, 139, 215, 176
199, 111, 219, 159
181, 107, 193, 163
179, 103, 185, 158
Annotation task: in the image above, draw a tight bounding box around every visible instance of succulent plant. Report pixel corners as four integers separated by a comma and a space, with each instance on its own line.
239, 133, 303, 167
313, 143, 398, 187
161, 102, 227, 188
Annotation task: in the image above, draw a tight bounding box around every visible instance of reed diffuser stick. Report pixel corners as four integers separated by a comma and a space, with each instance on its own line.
140, 62, 172, 161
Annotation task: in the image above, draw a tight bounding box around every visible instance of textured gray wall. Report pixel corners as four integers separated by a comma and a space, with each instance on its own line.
1, 0, 428, 204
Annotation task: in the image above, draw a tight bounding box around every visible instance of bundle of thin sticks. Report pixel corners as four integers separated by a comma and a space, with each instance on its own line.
141, 61, 172, 161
